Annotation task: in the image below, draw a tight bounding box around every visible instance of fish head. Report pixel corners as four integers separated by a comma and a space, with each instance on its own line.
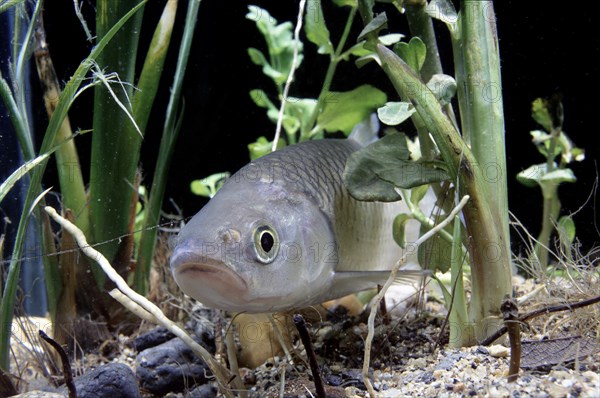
170, 169, 336, 312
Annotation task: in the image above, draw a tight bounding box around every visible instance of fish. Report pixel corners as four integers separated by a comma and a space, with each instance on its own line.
170, 119, 428, 313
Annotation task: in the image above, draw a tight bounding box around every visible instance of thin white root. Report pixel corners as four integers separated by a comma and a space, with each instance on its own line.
44, 206, 239, 398
272, 0, 306, 152
361, 195, 470, 397
109, 289, 159, 324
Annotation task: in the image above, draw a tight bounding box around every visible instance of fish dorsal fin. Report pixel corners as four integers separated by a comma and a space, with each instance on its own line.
348, 113, 379, 147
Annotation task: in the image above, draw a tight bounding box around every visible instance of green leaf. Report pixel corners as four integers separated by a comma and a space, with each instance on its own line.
393, 213, 412, 248
355, 53, 380, 68
357, 12, 387, 42
531, 98, 554, 132
377, 101, 415, 126
425, 0, 458, 33
517, 163, 576, 187
284, 97, 318, 134
542, 168, 576, 183
333, 0, 358, 7
190, 172, 231, 198
248, 136, 286, 160
190, 180, 210, 197
317, 85, 387, 134
426, 74, 457, 106
249, 89, 276, 109
379, 33, 404, 46
246, 6, 303, 87
0, 153, 49, 205
247, 48, 285, 82
357, 0, 374, 23
516, 163, 546, 187
343, 34, 402, 62
557, 216, 576, 246
305, 0, 334, 55
343, 132, 450, 202
345, 41, 371, 58
393, 37, 427, 73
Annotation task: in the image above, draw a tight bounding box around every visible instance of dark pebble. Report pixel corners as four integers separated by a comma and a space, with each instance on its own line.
136, 337, 210, 395
59, 362, 141, 398
418, 371, 435, 384
326, 374, 343, 386
133, 326, 176, 351
186, 384, 218, 398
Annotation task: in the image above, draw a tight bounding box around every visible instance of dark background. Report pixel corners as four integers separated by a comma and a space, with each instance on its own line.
39, 0, 599, 255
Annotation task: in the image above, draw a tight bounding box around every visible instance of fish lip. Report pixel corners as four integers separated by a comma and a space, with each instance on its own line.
176, 262, 246, 288
170, 250, 248, 302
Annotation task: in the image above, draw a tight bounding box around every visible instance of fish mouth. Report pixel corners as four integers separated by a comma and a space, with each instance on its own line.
170, 251, 248, 309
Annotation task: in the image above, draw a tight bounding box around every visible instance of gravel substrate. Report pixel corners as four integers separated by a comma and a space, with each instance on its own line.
249, 346, 599, 397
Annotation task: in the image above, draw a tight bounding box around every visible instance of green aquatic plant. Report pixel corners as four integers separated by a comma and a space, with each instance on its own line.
190, 172, 231, 198
0, 0, 199, 370
517, 95, 584, 272
245, 4, 391, 156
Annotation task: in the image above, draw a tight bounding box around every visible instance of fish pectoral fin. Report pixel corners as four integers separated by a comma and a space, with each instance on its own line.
331, 269, 429, 298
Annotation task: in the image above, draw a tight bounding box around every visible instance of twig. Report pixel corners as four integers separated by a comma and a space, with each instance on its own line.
501, 295, 521, 382
272, 0, 306, 151
480, 294, 600, 346
43, 206, 238, 398
362, 194, 470, 397
377, 285, 390, 325
293, 314, 326, 398
39, 330, 77, 398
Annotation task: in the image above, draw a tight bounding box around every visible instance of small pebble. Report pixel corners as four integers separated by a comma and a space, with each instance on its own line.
488, 344, 510, 357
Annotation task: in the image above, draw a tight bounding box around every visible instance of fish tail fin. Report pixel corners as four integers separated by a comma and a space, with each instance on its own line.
348, 113, 379, 147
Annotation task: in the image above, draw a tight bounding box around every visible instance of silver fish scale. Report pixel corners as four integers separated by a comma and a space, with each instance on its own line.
251, 139, 358, 216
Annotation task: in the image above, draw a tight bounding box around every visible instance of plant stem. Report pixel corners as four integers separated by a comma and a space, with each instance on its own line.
34, 16, 89, 237
460, 1, 510, 261
534, 182, 560, 270
302, 6, 357, 141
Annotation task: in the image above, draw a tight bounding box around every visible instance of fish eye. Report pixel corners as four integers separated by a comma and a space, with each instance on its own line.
253, 225, 279, 264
